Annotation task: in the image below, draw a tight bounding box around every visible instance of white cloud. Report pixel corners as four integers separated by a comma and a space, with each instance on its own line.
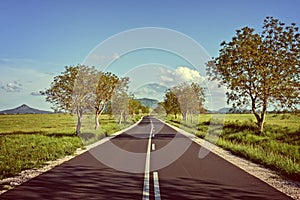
158, 66, 205, 86
1, 81, 23, 92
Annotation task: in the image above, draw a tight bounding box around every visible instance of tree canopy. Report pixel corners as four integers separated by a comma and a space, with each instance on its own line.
43, 65, 133, 134
163, 82, 205, 121
207, 16, 300, 133
43, 65, 98, 134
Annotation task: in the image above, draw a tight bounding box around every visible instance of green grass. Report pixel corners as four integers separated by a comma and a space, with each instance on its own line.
163, 113, 300, 181
0, 134, 82, 179
0, 114, 75, 135
0, 113, 141, 181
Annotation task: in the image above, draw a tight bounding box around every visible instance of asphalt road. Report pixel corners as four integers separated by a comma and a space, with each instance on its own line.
0, 116, 293, 200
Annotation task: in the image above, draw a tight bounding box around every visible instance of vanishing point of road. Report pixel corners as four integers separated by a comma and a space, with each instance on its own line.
0, 116, 293, 200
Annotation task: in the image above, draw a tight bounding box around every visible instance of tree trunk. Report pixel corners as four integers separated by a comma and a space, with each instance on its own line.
257, 118, 264, 133
182, 111, 188, 121
118, 111, 123, 125
259, 106, 267, 133
76, 110, 83, 135
94, 102, 107, 130
123, 112, 127, 123
95, 112, 100, 130
252, 109, 266, 134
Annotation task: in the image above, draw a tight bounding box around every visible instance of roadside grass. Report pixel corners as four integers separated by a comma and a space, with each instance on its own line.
163, 113, 300, 181
0, 113, 141, 180
0, 134, 82, 179
0, 114, 75, 135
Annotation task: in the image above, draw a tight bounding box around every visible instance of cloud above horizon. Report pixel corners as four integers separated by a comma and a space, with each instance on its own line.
0, 81, 23, 92
158, 66, 205, 86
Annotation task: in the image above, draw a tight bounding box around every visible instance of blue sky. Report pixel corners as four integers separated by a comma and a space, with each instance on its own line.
0, 0, 299, 111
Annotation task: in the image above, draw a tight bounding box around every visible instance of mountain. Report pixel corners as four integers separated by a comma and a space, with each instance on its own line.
0, 104, 53, 114
217, 107, 251, 114
133, 83, 168, 102
136, 98, 159, 109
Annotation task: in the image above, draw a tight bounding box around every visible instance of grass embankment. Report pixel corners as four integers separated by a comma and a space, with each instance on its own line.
164, 113, 300, 181
0, 114, 140, 180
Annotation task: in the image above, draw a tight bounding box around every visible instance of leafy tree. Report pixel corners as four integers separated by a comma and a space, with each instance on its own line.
140, 104, 150, 114
172, 82, 205, 121
164, 82, 205, 121
153, 102, 166, 115
129, 97, 141, 116
94, 72, 119, 130
43, 65, 97, 134
207, 17, 300, 133
110, 77, 130, 124
163, 89, 180, 118
128, 97, 150, 116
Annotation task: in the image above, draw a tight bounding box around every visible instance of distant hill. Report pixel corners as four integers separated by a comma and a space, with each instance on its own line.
133, 83, 167, 102
136, 98, 159, 109
0, 104, 53, 114
217, 107, 251, 114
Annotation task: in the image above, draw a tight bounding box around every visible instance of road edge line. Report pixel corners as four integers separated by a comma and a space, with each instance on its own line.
153, 171, 161, 200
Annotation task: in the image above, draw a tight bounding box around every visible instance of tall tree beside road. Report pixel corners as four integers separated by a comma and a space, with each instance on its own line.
163, 89, 181, 118
94, 72, 119, 130
128, 97, 149, 117
43, 65, 97, 135
207, 17, 300, 133
111, 77, 130, 124
164, 82, 205, 121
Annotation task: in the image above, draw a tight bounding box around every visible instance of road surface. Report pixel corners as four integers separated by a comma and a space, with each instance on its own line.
0, 116, 293, 200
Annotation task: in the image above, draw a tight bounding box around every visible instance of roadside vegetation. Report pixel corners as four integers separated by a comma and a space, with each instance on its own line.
162, 113, 300, 181
0, 113, 141, 180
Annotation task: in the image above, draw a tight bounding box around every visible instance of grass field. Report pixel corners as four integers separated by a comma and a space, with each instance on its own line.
0, 113, 140, 180
163, 113, 300, 181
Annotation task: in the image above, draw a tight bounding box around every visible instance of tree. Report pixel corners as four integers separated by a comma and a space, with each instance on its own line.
110, 77, 130, 124
164, 82, 205, 121
128, 97, 150, 116
140, 105, 150, 114
129, 97, 141, 117
94, 72, 119, 130
43, 65, 97, 135
153, 102, 166, 115
172, 82, 205, 121
163, 89, 180, 118
207, 17, 300, 133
